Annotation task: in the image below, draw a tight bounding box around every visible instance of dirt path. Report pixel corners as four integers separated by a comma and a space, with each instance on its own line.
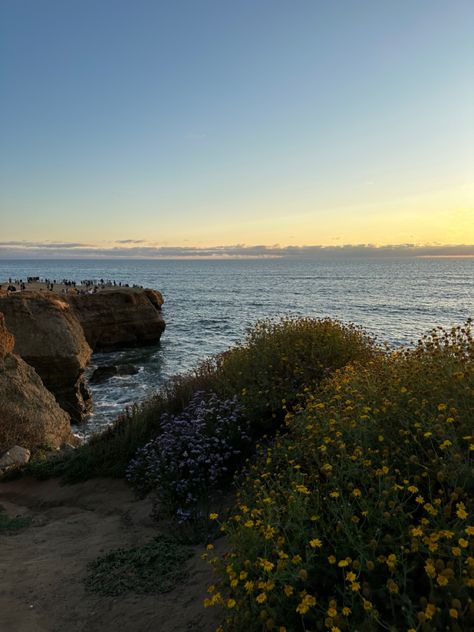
0, 477, 222, 632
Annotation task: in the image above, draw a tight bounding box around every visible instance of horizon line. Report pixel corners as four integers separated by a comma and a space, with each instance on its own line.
0, 241, 473, 261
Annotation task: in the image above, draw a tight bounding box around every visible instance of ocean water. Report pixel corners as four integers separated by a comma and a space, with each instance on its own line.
1, 257, 472, 437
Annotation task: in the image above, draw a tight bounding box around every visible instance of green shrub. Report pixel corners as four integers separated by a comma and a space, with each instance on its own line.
214, 317, 376, 432
209, 322, 474, 631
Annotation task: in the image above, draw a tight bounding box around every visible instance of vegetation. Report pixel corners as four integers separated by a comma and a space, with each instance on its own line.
0, 505, 31, 533
7, 316, 474, 628
207, 323, 474, 631
25, 317, 373, 483
85, 535, 193, 596
22, 365, 216, 482
214, 317, 376, 431
127, 391, 250, 524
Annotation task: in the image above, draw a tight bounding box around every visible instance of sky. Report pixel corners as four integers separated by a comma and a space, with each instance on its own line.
1, 0, 473, 258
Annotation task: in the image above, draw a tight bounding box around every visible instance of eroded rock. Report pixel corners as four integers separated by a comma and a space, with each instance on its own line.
68, 288, 165, 351
0, 445, 31, 472
0, 292, 92, 422
90, 363, 140, 384
0, 349, 74, 452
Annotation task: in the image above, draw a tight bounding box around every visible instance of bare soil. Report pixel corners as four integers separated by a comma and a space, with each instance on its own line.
0, 477, 222, 632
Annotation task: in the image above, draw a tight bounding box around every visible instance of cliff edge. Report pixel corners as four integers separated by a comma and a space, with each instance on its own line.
0, 291, 92, 423
0, 313, 74, 451
67, 287, 165, 350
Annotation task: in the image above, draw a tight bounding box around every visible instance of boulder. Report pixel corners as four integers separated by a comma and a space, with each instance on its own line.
90, 365, 118, 383
0, 445, 31, 473
0, 350, 74, 452
0, 292, 92, 422
67, 288, 165, 351
117, 364, 140, 376
90, 363, 140, 384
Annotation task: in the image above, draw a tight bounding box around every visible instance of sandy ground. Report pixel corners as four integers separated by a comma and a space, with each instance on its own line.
0, 477, 222, 632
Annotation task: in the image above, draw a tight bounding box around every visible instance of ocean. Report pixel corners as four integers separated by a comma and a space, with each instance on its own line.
1, 257, 472, 437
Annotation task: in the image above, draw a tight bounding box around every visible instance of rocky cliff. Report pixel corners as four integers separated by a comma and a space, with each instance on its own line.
67, 288, 165, 350
0, 291, 92, 423
0, 314, 74, 451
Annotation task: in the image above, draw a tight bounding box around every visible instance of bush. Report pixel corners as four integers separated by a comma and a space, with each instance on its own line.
127, 392, 250, 522
208, 322, 474, 631
214, 317, 376, 433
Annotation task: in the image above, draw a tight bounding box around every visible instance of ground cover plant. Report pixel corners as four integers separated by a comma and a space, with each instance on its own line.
0, 505, 31, 533
85, 535, 193, 596
207, 322, 474, 631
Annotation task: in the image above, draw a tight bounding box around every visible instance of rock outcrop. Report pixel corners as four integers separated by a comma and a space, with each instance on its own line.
0, 314, 74, 451
0, 292, 92, 422
67, 288, 165, 351
0, 445, 31, 473
90, 364, 139, 384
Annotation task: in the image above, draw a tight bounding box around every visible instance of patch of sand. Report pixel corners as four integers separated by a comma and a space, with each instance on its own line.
0, 477, 222, 632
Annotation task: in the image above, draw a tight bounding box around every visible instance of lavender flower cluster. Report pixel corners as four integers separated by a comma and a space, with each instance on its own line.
127, 392, 250, 519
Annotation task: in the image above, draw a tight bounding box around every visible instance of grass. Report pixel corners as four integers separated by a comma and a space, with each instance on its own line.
85, 535, 193, 596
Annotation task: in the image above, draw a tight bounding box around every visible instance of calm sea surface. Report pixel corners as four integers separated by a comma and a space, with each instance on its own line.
1, 258, 472, 437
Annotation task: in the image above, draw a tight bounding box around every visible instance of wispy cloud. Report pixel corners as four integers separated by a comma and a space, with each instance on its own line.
0, 241, 473, 259
115, 239, 147, 244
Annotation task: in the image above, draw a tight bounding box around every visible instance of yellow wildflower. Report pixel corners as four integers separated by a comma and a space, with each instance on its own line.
296, 594, 316, 615
456, 502, 468, 519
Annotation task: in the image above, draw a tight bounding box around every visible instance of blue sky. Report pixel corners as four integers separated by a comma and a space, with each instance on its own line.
1, 0, 473, 255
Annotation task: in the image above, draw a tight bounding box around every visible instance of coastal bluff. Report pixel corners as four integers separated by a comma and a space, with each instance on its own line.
0, 285, 166, 451
0, 290, 92, 423
0, 313, 74, 452
68, 287, 165, 350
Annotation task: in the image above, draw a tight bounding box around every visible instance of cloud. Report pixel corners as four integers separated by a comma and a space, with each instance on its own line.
115, 239, 146, 244
0, 241, 473, 259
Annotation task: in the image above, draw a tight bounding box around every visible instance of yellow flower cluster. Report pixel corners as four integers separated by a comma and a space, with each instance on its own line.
206, 322, 474, 631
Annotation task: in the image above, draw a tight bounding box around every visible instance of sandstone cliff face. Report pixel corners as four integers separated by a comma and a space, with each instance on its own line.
0, 314, 74, 451
68, 288, 165, 351
0, 292, 92, 423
